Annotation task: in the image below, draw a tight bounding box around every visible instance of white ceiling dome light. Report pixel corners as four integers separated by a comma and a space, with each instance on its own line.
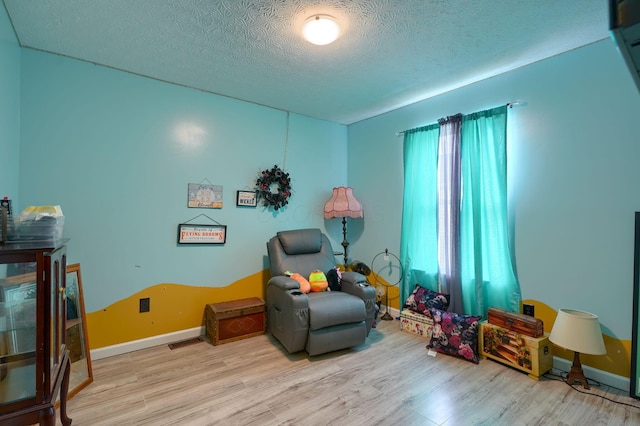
302, 15, 341, 45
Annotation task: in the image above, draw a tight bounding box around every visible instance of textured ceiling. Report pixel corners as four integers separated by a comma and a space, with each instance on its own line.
3, 0, 609, 125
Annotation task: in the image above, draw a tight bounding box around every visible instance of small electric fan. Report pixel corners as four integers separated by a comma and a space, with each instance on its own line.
371, 248, 402, 321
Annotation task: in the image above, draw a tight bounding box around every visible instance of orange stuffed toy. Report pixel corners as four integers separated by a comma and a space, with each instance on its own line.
285, 271, 311, 293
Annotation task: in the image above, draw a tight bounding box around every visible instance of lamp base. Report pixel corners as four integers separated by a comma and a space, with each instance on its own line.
380, 311, 394, 321
566, 351, 590, 389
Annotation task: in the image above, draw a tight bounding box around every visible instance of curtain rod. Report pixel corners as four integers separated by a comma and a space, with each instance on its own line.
395, 101, 523, 137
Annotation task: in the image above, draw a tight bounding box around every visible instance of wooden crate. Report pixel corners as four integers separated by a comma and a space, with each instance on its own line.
205, 297, 265, 345
400, 309, 434, 340
479, 320, 553, 380
487, 307, 544, 338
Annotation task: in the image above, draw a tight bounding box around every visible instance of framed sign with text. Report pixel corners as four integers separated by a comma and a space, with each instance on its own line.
236, 190, 257, 207
177, 223, 227, 244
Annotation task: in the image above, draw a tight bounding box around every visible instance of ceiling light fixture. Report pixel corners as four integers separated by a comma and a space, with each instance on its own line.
302, 15, 340, 45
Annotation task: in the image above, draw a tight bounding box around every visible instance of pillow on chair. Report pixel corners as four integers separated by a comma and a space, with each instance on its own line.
326, 267, 342, 291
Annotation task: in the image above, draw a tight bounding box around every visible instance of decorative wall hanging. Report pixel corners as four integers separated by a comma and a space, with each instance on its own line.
236, 190, 257, 207
188, 181, 223, 209
177, 214, 226, 244
255, 165, 291, 210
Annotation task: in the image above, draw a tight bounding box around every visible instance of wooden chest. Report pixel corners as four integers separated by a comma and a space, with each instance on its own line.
205, 297, 265, 345
487, 307, 544, 338
400, 309, 434, 340
479, 321, 553, 380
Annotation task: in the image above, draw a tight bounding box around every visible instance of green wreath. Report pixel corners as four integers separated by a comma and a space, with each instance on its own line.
256, 165, 291, 210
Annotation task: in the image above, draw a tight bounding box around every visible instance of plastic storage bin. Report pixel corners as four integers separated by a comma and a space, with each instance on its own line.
5, 216, 64, 241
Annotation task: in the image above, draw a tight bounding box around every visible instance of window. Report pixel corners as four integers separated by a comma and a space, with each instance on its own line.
400, 106, 521, 316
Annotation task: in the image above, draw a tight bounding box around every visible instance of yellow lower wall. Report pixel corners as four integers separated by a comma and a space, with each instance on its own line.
87, 268, 397, 349
87, 270, 268, 349
86, 273, 631, 380
365, 271, 401, 309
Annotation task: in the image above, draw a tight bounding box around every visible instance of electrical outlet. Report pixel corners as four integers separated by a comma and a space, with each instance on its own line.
140, 297, 150, 313
523, 303, 534, 317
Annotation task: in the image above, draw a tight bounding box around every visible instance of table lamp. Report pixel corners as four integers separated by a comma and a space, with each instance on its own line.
323, 186, 363, 265
548, 308, 606, 389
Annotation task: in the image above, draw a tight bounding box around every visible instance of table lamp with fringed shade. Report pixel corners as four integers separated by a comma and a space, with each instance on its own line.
549, 308, 607, 389
323, 187, 363, 265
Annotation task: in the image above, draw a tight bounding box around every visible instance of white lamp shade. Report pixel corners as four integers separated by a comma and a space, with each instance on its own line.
549, 308, 606, 355
324, 187, 363, 219
302, 15, 340, 45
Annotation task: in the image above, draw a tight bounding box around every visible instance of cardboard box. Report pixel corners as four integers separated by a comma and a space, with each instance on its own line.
479, 320, 553, 380
205, 297, 265, 345
400, 309, 434, 340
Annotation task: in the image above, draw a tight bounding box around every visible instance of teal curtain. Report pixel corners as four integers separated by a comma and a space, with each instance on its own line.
400, 105, 521, 317
460, 105, 521, 315
400, 124, 440, 306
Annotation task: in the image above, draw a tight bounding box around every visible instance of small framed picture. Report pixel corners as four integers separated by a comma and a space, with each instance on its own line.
188, 183, 223, 209
177, 224, 227, 244
236, 190, 257, 207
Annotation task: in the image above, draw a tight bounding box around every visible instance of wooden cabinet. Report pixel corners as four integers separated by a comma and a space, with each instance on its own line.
0, 240, 71, 425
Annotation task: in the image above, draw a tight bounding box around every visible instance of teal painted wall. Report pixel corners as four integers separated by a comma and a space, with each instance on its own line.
0, 5, 20, 207
18, 49, 348, 312
347, 39, 640, 341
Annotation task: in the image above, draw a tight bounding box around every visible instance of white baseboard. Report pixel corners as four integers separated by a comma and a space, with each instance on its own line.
553, 356, 630, 392
90, 326, 205, 360
91, 306, 405, 360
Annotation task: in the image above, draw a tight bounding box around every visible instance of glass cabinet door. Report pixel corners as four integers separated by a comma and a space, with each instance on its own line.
0, 262, 38, 406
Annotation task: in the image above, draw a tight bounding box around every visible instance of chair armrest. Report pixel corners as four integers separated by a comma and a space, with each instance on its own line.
266, 276, 310, 353
268, 275, 301, 291
341, 271, 377, 335
341, 272, 374, 296
341, 271, 366, 285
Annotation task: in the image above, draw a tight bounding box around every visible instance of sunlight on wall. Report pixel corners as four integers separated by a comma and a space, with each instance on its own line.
174, 121, 206, 148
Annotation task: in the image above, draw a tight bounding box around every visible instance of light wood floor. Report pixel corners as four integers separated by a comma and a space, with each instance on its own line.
56, 319, 640, 426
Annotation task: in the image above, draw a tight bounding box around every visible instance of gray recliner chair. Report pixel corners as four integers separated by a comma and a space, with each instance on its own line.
266, 228, 377, 356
